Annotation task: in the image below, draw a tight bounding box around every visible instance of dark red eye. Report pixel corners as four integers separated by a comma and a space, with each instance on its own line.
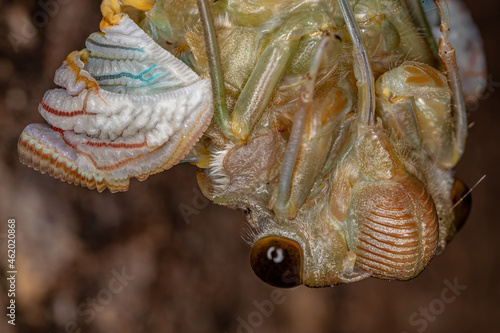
451, 178, 472, 232
250, 237, 302, 288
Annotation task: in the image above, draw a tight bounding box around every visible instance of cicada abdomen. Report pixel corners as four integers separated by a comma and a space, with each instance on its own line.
348, 173, 439, 280
18, 0, 479, 287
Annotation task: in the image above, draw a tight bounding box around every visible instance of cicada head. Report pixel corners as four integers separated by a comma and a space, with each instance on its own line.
248, 215, 367, 288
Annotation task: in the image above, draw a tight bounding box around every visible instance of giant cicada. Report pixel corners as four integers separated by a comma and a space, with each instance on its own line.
18, 0, 482, 287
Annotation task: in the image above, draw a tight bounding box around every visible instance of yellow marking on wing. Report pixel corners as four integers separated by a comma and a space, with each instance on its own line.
65, 50, 100, 91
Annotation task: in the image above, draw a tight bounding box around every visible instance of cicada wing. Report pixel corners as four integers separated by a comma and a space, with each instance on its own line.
18, 15, 213, 192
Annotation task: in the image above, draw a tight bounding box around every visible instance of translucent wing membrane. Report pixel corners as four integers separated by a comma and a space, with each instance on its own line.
18, 15, 213, 192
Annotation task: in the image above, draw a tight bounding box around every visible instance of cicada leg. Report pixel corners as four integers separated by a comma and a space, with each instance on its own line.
196, 0, 235, 142
229, 8, 337, 143
328, 0, 440, 280
273, 33, 351, 219
434, 0, 467, 163
100, 0, 155, 29
374, 0, 467, 170
375, 0, 438, 67
402, 0, 440, 60
338, 0, 376, 126
273, 0, 373, 219
272, 0, 388, 219
228, 36, 300, 143
375, 61, 459, 168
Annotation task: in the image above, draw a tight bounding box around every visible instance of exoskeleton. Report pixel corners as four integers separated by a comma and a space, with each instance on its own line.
18, 0, 480, 287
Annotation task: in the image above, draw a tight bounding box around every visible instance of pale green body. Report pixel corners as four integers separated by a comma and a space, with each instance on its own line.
140, 0, 465, 286
19, 0, 470, 287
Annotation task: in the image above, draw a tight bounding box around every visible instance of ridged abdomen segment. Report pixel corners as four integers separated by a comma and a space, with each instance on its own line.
347, 177, 438, 280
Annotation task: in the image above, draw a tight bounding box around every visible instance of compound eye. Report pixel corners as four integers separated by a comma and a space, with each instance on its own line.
451, 178, 472, 232
250, 237, 302, 288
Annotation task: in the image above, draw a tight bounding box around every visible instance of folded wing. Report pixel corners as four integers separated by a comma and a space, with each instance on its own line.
18, 15, 213, 192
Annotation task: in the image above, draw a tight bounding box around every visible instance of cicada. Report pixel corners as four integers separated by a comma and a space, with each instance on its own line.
18, 0, 481, 287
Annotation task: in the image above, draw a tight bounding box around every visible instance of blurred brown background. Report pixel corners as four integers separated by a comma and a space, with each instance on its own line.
0, 0, 499, 332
